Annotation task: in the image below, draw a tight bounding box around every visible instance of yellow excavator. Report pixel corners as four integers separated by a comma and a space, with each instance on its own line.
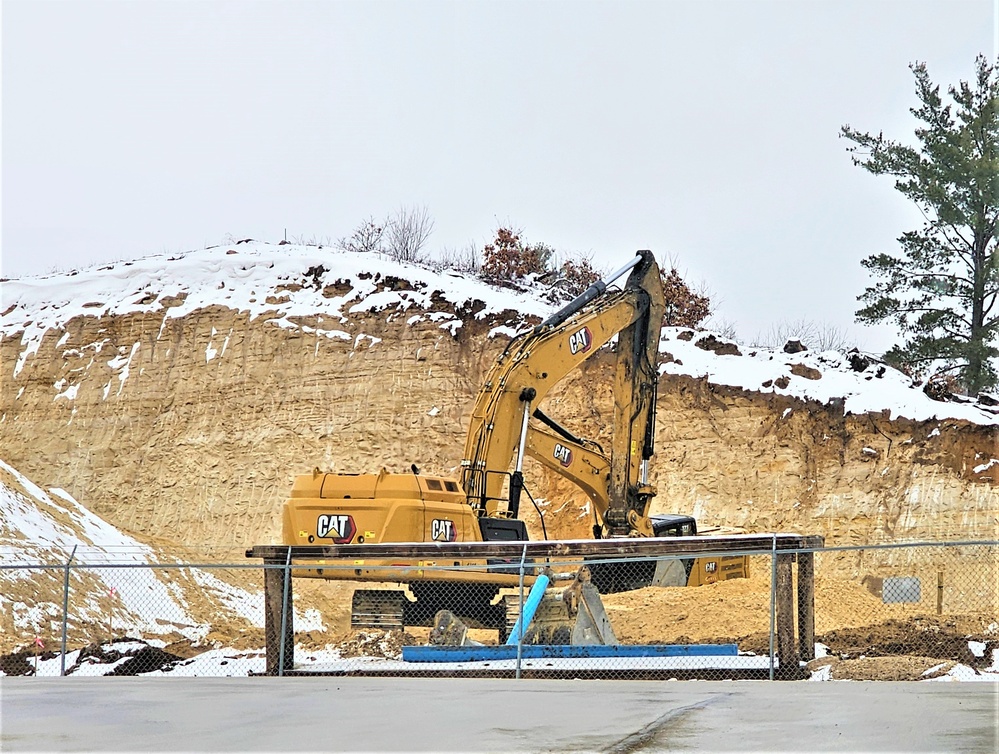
281, 250, 747, 636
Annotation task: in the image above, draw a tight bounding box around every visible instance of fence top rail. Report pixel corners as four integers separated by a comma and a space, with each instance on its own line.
246, 533, 825, 561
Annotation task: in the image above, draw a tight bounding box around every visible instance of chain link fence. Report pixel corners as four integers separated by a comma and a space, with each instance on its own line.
2, 542, 997, 681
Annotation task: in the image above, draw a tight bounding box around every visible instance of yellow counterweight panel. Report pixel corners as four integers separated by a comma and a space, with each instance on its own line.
687, 555, 751, 587
283, 469, 525, 584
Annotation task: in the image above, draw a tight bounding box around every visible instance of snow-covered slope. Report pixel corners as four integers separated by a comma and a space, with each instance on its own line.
658, 329, 999, 425
0, 459, 321, 651
1, 241, 553, 378
3, 240, 997, 426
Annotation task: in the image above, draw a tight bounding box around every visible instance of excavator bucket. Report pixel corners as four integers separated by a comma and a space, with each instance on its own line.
429, 609, 483, 647
569, 580, 618, 645
428, 567, 617, 647
503, 567, 618, 646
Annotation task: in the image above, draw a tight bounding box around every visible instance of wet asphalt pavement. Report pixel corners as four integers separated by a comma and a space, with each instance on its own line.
2, 677, 997, 752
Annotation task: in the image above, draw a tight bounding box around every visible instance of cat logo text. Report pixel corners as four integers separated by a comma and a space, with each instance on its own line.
553, 443, 573, 467
431, 519, 457, 542
317, 514, 356, 544
568, 327, 592, 355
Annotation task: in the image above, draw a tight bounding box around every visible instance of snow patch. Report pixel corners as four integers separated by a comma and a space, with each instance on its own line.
0, 460, 278, 645
54, 380, 80, 401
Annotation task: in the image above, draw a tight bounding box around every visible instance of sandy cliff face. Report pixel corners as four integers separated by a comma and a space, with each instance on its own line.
2, 247, 997, 560
652, 379, 999, 542
518, 367, 999, 548
1, 303, 516, 554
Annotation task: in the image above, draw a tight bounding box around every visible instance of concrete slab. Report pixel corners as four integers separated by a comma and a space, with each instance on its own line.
2, 678, 996, 752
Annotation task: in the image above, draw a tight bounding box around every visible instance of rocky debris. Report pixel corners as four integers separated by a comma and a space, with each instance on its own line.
0, 638, 184, 676
116, 649, 185, 675
848, 349, 871, 372
783, 339, 807, 354
336, 630, 416, 659
790, 363, 822, 380
923, 375, 965, 402
694, 333, 741, 356
0, 649, 37, 676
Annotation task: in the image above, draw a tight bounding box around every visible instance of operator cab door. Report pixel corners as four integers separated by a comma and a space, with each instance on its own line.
478, 517, 530, 574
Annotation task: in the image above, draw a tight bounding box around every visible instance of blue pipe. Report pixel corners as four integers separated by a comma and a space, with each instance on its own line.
505, 573, 550, 646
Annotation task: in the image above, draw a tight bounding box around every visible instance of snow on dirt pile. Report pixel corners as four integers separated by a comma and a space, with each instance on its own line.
4, 241, 997, 426
1, 241, 554, 379
0, 459, 323, 654
659, 328, 999, 425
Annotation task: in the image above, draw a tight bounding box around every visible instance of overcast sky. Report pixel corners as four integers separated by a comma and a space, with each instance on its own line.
2, 0, 995, 352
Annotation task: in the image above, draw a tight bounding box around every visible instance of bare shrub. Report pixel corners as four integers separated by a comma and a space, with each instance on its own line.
386, 206, 435, 263
290, 233, 333, 247
336, 217, 386, 254
755, 319, 856, 352
706, 317, 740, 341
433, 241, 481, 275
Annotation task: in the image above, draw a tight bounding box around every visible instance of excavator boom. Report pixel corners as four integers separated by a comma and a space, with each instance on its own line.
461, 249, 665, 537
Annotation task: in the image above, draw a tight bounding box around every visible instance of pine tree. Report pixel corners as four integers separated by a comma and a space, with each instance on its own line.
842, 55, 999, 394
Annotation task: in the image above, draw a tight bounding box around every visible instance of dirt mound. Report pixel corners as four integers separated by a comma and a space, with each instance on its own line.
808, 655, 959, 681
817, 616, 998, 668
335, 630, 417, 659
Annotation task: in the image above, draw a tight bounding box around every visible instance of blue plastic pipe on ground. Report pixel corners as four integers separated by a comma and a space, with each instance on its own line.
403, 644, 740, 662
504, 572, 550, 645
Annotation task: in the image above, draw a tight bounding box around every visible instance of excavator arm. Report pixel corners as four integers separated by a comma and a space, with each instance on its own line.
460, 250, 665, 537
524, 422, 609, 530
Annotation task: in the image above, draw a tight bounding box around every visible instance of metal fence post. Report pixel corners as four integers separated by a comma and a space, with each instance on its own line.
60, 545, 78, 677
797, 548, 816, 661
278, 547, 295, 675
769, 533, 777, 681
278, 547, 292, 677
515, 543, 527, 680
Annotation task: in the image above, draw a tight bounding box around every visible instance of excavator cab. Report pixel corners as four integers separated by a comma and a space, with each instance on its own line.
650, 514, 698, 537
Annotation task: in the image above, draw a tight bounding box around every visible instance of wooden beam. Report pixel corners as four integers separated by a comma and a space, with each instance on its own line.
775, 553, 798, 678
247, 534, 825, 562
797, 551, 816, 661
263, 557, 294, 676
